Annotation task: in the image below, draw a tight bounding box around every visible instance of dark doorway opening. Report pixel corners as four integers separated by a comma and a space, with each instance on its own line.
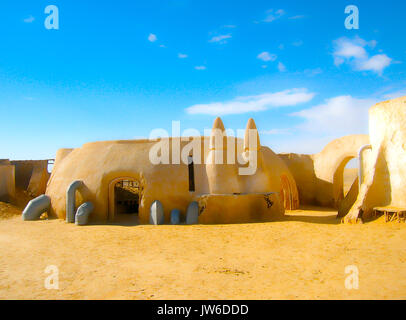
114, 180, 140, 215
188, 155, 195, 192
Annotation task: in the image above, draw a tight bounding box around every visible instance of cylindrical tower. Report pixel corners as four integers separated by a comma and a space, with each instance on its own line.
206, 117, 241, 194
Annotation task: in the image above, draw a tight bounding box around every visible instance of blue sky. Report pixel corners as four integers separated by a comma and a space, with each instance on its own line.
0, 0, 405, 160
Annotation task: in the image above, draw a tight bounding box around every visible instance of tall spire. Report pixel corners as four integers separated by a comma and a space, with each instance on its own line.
209, 117, 227, 150
206, 117, 240, 194
243, 118, 260, 151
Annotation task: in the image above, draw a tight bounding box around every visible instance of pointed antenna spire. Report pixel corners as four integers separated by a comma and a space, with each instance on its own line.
244, 118, 260, 151
209, 117, 227, 150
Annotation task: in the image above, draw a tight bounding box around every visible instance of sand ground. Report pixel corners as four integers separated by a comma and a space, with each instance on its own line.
0, 202, 405, 300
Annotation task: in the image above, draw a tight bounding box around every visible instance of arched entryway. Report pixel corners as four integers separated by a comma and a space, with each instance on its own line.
332, 156, 356, 208
280, 175, 299, 210
108, 177, 141, 222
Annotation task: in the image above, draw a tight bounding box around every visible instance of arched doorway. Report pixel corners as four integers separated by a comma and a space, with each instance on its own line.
108, 177, 141, 222
280, 175, 299, 210
332, 156, 356, 208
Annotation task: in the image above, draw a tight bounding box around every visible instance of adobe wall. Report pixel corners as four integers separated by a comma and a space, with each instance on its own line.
278, 153, 317, 205
344, 96, 406, 222
46, 135, 296, 224
27, 167, 50, 197
10, 160, 49, 190
279, 134, 369, 208
0, 165, 15, 202
313, 134, 369, 207
198, 193, 284, 224
46, 139, 211, 223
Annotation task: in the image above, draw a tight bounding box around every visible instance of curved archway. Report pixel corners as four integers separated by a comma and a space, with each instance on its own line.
280, 174, 299, 210
332, 156, 357, 208
312, 134, 369, 208
108, 177, 141, 221
314, 134, 369, 183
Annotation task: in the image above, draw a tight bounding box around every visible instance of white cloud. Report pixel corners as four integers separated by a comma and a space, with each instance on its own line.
333, 36, 392, 75
369, 40, 378, 49
148, 33, 157, 42
291, 95, 377, 135
256, 9, 306, 24
303, 68, 323, 76
159, 44, 167, 48
292, 40, 303, 47
263, 9, 285, 22
383, 89, 406, 100
186, 88, 315, 116
223, 25, 236, 29
355, 54, 392, 75
334, 57, 345, 67
257, 52, 277, 62
275, 94, 378, 154
278, 62, 287, 72
178, 53, 188, 59
289, 15, 305, 20
261, 128, 291, 135
269, 135, 337, 155
195, 66, 206, 70
209, 34, 232, 44
334, 37, 367, 60
24, 15, 35, 23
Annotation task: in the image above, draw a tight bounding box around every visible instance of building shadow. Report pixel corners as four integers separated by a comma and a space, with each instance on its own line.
283, 214, 341, 225
282, 205, 341, 225
87, 213, 140, 227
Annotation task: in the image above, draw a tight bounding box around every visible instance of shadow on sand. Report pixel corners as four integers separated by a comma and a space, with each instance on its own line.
87, 214, 141, 227
82, 206, 341, 227
283, 206, 341, 225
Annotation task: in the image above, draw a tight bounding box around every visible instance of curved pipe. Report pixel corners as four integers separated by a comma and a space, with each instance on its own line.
358, 145, 372, 189
186, 201, 199, 225
75, 202, 94, 226
170, 209, 181, 225
66, 180, 83, 223
150, 200, 164, 225
22, 195, 51, 221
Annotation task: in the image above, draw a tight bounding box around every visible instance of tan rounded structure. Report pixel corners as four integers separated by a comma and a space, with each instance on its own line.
279, 134, 369, 208
344, 96, 406, 223
45, 118, 299, 224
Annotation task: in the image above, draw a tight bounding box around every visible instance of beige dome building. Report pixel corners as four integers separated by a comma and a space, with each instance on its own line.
15, 95, 406, 225
45, 117, 299, 224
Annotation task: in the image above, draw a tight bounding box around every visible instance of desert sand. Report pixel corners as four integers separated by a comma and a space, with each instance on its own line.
0, 200, 405, 300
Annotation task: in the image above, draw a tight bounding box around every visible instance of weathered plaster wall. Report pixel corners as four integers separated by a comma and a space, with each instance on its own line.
27, 167, 50, 197
314, 134, 369, 207
198, 193, 283, 224
10, 160, 49, 190
0, 164, 15, 202
279, 134, 369, 208
344, 96, 406, 222
278, 153, 317, 205
337, 177, 358, 218
46, 118, 298, 224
